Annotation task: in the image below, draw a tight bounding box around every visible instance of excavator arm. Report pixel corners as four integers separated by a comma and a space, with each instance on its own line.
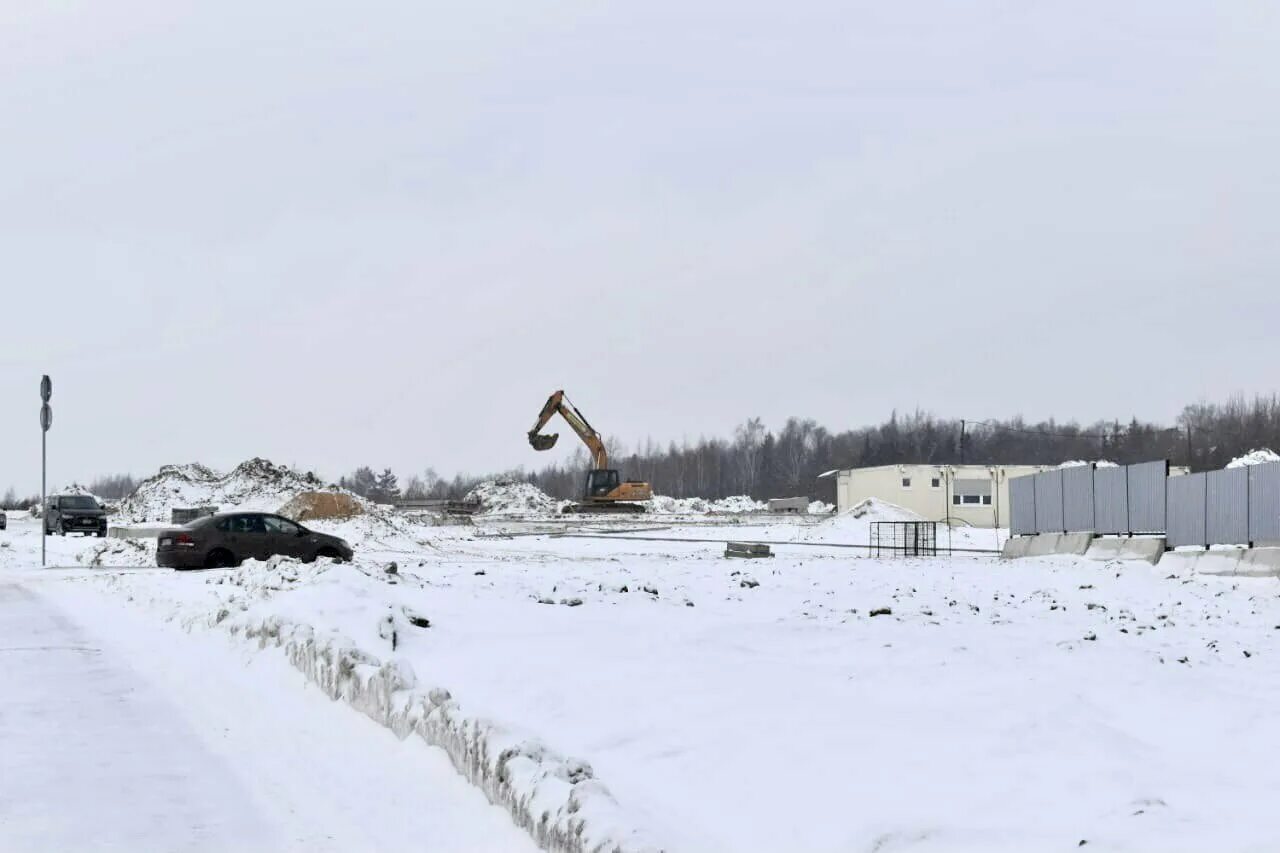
527, 390, 610, 470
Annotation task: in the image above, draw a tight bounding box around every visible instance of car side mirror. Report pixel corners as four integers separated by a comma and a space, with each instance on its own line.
296, 528, 307, 537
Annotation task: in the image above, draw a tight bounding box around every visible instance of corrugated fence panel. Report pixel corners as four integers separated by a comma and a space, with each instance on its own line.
1206, 467, 1249, 545
1166, 472, 1206, 548
1009, 474, 1037, 536
1062, 465, 1096, 532
1093, 466, 1128, 535
1127, 460, 1169, 534
1033, 469, 1065, 534
1250, 463, 1280, 545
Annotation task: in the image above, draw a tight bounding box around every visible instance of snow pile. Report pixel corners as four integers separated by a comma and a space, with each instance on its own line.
808, 500, 835, 514
643, 495, 711, 514
1227, 449, 1280, 468
464, 481, 562, 516
1057, 460, 1119, 469
707, 495, 766, 513
117, 459, 347, 523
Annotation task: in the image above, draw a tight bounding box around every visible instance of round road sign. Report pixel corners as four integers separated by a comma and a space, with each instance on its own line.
40, 403, 52, 432
40, 375, 52, 402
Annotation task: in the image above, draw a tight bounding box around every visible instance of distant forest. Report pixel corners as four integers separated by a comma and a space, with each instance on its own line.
361, 393, 1280, 504
5, 395, 1279, 510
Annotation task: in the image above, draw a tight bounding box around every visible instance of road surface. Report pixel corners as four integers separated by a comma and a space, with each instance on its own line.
0, 578, 533, 852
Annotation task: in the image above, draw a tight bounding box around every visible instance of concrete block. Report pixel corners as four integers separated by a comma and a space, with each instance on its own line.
1026, 534, 1062, 557
108, 525, 173, 540
1057, 532, 1094, 556
1085, 537, 1166, 565
1001, 537, 1033, 559
1184, 549, 1245, 576
1159, 551, 1204, 575
1236, 548, 1280, 578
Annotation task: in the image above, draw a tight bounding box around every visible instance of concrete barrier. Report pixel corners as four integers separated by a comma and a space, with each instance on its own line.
1237, 548, 1280, 578
1058, 532, 1094, 556
108, 525, 174, 540
1000, 537, 1033, 559
1084, 537, 1166, 565
1003, 532, 1094, 559
1025, 534, 1062, 557
1161, 548, 1260, 577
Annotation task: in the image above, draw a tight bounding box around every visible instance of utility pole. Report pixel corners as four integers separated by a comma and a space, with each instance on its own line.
959, 420, 966, 466
1185, 424, 1193, 471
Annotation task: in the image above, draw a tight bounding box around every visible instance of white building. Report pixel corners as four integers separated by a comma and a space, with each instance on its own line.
830, 464, 1054, 528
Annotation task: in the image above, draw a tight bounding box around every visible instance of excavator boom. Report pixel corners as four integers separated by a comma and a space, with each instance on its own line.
527, 390, 609, 469
526, 389, 652, 511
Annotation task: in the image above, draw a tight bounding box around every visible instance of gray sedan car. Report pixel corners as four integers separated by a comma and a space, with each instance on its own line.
156, 512, 353, 569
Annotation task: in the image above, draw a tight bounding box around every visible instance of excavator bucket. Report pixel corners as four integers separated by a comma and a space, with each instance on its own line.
528, 431, 559, 452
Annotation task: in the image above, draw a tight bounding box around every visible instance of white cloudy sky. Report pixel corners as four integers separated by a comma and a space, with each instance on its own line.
1, 1, 1277, 490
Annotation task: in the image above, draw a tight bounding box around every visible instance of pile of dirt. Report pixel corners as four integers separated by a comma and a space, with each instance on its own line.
464, 480, 563, 516
117, 458, 350, 523
278, 491, 366, 522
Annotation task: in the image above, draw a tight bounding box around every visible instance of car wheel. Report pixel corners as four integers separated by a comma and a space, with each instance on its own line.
316, 547, 345, 564
204, 549, 237, 569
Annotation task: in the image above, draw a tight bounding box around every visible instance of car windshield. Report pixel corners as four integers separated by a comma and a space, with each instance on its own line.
62, 496, 98, 509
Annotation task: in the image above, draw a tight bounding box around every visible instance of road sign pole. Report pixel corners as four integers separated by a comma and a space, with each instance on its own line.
40, 375, 52, 568
41, 427, 46, 567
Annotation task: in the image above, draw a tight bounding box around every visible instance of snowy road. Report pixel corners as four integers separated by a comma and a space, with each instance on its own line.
0, 577, 533, 853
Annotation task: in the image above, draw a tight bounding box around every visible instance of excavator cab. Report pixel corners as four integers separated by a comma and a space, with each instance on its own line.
585, 469, 621, 498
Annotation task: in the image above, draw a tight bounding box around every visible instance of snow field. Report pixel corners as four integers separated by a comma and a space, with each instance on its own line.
10, 496, 1280, 850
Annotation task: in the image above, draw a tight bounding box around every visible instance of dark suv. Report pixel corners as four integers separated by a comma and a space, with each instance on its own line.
156, 512, 354, 569
45, 495, 108, 537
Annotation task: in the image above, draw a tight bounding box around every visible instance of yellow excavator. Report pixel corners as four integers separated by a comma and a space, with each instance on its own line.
528, 390, 653, 514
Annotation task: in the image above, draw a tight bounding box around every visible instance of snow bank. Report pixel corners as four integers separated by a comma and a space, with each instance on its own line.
807, 500, 835, 515
1057, 460, 1119, 469
124, 557, 662, 853
117, 459, 353, 523
464, 481, 564, 517
642, 495, 710, 515
1227, 449, 1280, 468
708, 495, 766, 513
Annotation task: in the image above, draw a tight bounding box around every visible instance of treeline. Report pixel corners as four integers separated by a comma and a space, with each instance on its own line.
0, 474, 139, 510
8, 395, 1277, 510
340, 394, 1280, 504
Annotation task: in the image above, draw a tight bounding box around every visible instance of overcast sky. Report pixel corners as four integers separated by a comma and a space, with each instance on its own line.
2, 1, 1277, 491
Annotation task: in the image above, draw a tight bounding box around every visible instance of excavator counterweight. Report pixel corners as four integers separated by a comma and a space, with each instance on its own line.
527, 390, 652, 513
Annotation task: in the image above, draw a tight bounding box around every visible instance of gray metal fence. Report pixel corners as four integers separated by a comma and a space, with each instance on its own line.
1127, 460, 1169, 534
1012, 459, 1280, 548
1093, 466, 1128, 535
1251, 463, 1280, 545
1010, 474, 1037, 536
1166, 472, 1206, 548
1013, 462, 1168, 538
1062, 465, 1095, 533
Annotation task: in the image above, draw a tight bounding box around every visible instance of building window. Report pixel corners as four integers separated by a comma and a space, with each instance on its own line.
931, 478, 941, 488
901, 477, 911, 489
952, 477, 993, 509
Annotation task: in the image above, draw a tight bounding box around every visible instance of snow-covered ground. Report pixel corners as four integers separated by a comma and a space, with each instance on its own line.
0, 571, 533, 852
6, 497, 1280, 851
